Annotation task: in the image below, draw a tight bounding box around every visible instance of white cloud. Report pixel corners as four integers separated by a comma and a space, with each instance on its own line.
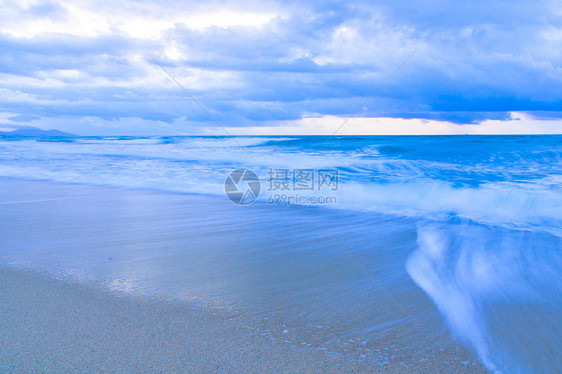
1, 0, 562, 134
0, 0, 280, 39
219, 113, 562, 135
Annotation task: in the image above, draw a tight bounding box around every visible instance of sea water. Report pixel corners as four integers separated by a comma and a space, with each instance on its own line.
0, 135, 560, 372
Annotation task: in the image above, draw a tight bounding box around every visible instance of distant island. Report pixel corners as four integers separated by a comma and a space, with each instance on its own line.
0, 127, 76, 137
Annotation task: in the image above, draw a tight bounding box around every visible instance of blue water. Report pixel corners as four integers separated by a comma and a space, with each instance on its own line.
0, 135, 561, 372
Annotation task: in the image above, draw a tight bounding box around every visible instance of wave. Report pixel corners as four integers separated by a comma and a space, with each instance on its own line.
1, 135, 561, 372
407, 222, 562, 373
1, 135, 561, 233
337, 180, 562, 234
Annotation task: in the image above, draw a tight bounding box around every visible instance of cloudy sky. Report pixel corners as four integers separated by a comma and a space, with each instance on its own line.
1, 0, 562, 135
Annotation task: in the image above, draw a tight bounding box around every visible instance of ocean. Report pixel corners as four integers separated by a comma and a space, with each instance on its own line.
0, 135, 561, 372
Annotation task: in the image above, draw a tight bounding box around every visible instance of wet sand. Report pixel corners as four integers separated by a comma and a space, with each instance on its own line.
0, 268, 486, 373
0, 178, 488, 372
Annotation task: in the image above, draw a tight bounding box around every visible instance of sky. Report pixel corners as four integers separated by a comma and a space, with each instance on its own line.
1, 0, 561, 135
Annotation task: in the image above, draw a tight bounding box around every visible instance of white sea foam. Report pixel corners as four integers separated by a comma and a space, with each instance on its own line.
1, 136, 562, 233
335, 180, 562, 233
407, 223, 562, 373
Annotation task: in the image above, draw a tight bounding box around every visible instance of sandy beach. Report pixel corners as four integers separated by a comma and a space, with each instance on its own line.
0, 267, 486, 373
1, 136, 559, 372
0, 177, 487, 372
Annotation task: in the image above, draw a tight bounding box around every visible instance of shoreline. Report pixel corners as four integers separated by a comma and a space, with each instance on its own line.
0, 267, 486, 373
0, 178, 488, 372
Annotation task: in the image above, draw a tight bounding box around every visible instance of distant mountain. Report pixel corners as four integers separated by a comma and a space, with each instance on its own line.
0, 127, 76, 137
